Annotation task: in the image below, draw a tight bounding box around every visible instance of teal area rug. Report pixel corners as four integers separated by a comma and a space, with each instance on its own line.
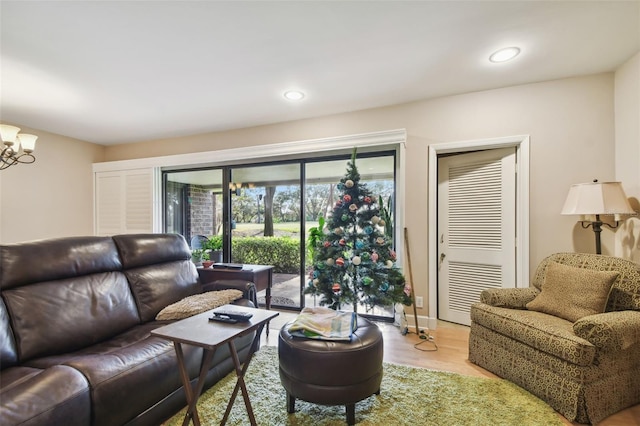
164, 345, 563, 425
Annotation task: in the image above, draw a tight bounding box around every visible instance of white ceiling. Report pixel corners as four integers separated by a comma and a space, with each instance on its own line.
1, 1, 638, 146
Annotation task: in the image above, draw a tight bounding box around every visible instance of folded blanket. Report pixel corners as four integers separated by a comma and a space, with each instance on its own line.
288, 307, 357, 341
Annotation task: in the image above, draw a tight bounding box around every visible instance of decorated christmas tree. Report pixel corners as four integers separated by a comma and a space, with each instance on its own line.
305, 150, 412, 312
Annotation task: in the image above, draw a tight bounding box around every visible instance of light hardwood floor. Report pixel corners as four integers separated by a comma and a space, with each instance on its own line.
261, 311, 640, 426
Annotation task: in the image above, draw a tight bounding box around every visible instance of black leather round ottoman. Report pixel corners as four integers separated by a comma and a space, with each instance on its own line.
278, 315, 383, 425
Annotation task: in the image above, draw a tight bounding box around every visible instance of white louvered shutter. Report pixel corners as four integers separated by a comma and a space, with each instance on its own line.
95, 168, 154, 235
437, 148, 516, 325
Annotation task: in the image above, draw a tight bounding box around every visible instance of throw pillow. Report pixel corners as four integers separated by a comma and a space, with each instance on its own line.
525, 261, 619, 322
156, 289, 243, 320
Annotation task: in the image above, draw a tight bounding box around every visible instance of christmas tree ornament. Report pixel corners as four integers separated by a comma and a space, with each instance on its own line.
349, 203, 358, 212
337, 182, 344, 190
339, 239, 346, 246
381, 282, 389, 291
364, 196, 372, 204
343, 194, 352, 203
371, 252, 379, 262
332, 283, 341, 292
326, 258, 335, 266
362, 252, 370, 260
341, 214, 349, 222
385, 260, 393, 268
314, 279, 320, 287
336, 257, 345, 267
379, 219, 386, 227
389, 249, 397, 260
364, 226, 373, 235
352, 256, 362, 266
334, 227, 343, 235
376, 237, 385, 245
363, 277, 373, 286
345, 179, 354, 188
323, 241, 331, 248
371, 215, 380, 224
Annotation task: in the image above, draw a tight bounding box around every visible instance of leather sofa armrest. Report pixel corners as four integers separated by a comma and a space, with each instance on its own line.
202, 280, 258, 308
479, 287, 540, 309
573, 310, 640, 352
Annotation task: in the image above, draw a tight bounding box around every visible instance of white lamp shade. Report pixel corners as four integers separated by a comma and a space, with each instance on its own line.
0, 124, 21, 144
561, 181, 635, 216
17, 134, 37, 152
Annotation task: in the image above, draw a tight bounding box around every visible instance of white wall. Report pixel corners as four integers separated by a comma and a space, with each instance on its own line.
2, 72, 630, 318
614, 52, 640, 261
100, 73, 619, 316
0, 126, 104, 243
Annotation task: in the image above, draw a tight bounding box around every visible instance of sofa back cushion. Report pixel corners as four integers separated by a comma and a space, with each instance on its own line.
1, 236, 140, 362
4, 272, 140, 361
532, 253, 640, 312
0, 236, 122, 290
113, 234, 201, 322
0, 297, 18, 369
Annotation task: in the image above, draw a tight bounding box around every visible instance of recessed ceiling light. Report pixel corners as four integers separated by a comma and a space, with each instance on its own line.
489, 47, 521, 63
284, 90, 305, 101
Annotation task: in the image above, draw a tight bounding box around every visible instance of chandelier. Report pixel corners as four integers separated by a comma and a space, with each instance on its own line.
1, 124, 38, 171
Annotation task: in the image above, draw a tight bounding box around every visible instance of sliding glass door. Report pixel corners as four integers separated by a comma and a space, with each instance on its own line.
163, 169, 224, 250
229, 163, 303, 309
304, 155, 397, 317
162, 150, 398, 319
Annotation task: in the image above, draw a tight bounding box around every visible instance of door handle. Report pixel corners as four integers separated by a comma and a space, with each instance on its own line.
439, 252, 446, 270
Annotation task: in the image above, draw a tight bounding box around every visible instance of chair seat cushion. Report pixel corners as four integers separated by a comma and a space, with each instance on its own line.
471, 302, 596, 366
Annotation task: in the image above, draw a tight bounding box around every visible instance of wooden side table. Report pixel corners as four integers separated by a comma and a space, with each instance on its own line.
198, 264, 274, 309
151, 306, 279, 426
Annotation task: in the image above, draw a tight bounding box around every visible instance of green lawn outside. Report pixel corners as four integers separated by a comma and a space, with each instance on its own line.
232, 221, 319, 238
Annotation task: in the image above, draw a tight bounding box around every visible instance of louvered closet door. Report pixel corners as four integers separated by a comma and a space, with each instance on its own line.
437, 148, 516, 326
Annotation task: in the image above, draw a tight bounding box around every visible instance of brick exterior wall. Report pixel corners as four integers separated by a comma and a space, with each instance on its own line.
189, 186, 213, 237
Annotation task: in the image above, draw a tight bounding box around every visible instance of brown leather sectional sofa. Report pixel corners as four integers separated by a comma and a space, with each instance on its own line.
0, 233, 256, 426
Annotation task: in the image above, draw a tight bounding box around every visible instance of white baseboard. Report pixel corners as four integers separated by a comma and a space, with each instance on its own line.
400, 314, 437, 332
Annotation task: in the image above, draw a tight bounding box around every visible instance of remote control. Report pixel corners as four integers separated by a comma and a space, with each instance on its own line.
209, 315, 238, 324
212, 309, 253, 322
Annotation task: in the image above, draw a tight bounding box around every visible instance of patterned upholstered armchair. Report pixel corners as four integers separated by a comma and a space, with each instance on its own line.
469, 252, 640, 424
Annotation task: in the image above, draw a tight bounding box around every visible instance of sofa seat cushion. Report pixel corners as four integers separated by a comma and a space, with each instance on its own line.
0, 365, 90, 426
471, 303, 596, 366
26, 322, 203, 426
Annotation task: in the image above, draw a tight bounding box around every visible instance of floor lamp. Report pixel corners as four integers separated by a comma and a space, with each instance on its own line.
561, 180, 635, 254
